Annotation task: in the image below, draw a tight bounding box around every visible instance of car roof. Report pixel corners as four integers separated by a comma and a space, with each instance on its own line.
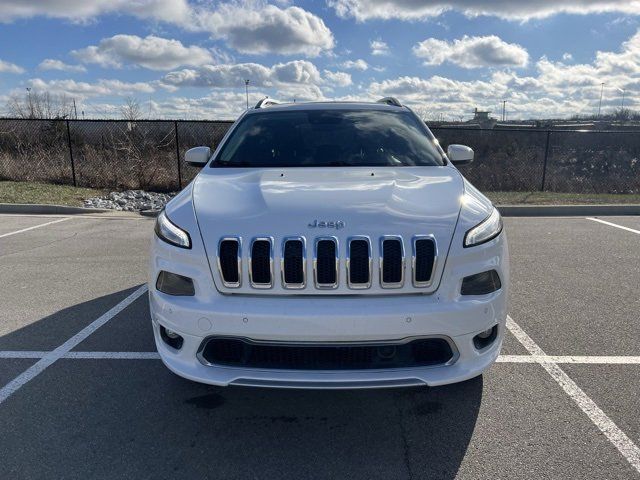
245, 101, 409, 115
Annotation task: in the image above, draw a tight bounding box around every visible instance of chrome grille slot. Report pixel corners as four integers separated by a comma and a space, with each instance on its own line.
413, 235, 437, 287
249, 238, 273, 288
380, 236, 404, 288
218, 237, 241, 288
314, 237, 338, 289
347, 237, 371, 289
282, 237, 305, 288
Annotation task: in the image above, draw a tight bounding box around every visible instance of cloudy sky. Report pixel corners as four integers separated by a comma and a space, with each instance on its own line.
1, 0, 640, 119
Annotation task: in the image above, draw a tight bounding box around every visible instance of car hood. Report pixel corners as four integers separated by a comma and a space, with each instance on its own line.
192, 166, 464, 294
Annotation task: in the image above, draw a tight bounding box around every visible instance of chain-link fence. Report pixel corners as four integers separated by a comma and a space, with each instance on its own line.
0, 118, 233, 192
431, 127, 640, 194
1, 118, 639, 193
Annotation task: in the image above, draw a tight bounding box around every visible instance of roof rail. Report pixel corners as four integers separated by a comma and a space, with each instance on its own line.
254, 97, 281, 109
376, 97, 402, 107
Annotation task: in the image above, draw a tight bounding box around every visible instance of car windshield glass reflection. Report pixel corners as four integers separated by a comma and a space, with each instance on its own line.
213, 109, 444, 168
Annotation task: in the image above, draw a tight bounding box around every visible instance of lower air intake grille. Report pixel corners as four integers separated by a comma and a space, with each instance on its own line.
250, 239, 272, 286
316, 239, 337, 286
382, 238, 403, 286
414, 237, 436, 285
199, 338, 454, 370
283, 239, 304, 286
218, 239, 240, 286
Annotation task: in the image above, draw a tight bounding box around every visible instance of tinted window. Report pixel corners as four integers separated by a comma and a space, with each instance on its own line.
213, 109, 444, 168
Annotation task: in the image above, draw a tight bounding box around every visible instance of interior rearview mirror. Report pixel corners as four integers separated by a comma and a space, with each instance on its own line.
185, 146, 211, 167
447, 144, 474, 165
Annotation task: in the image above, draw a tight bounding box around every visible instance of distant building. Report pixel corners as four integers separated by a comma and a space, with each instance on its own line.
473, 108, 492, 121
466, 108, 497, 129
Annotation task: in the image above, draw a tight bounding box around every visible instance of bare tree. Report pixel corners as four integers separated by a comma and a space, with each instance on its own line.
6, 91, 73, 119
121, 97, 142, 122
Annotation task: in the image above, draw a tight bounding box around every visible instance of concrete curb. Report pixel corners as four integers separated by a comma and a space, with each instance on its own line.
0, 203, 108, 215
2, 203, 638, 218
498, 204, 640, 217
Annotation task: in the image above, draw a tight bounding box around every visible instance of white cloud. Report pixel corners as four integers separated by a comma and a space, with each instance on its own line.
329, 0, 640, 21
370, 40, 390, 56
197, 4, 334, 57
323, 70, 353, 86
0, 0, 191, 23
562, 52, 574, 61
368, 30, 640, 119
0, 59, 25, 74
163, 60, 323, 89
38, 59, 86, 73
72, 35, 213, 71
0, 2, 334, 58
413, 35, 529, 68
340, 59, 369, 70
24, 78, 155, 100
276, 84, 326, 102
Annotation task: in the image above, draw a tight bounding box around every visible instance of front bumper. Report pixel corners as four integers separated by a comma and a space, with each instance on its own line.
150, 286, 506, 389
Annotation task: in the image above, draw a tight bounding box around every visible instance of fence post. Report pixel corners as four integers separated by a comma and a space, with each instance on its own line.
174, 120, 182, 190
540, 130, 551, 192
65, 119, 77, 187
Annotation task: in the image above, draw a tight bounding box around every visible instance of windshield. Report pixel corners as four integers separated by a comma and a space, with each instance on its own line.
213, 109, 445, 168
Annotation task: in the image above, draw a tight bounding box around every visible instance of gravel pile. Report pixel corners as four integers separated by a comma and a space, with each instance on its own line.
84, 190, 176, 212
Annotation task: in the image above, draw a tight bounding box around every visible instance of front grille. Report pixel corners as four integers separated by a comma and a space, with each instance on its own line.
413, 236, 437, 286
199, 337, 455, 370
347, 238, 371, 288
215, 234, 438, 291
250, 238, 272, 287
218, 238, 241, 287
315, 238, 338, 288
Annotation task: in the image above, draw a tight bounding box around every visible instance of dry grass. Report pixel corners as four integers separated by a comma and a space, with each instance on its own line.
0, 181, 107, 206
488, 191, 640, 205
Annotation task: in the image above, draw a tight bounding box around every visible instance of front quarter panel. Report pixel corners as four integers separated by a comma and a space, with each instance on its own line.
149, 183, 220, 307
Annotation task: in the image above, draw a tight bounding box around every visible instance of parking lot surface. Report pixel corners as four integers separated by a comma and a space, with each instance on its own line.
1, 213, 639, 479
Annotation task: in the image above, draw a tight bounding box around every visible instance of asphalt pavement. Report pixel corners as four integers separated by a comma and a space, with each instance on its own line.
0, 213, 639, 479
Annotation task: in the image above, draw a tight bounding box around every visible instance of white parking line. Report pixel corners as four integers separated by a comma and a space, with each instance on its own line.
497, 355, 640, 364
587, 217, 640, 235
3, 351, 640, 363
0, 285, 148, 405
0, 217, 71, 239
507, 316, 640, 474
0, 351, 45, 359
64, 351, 160, 359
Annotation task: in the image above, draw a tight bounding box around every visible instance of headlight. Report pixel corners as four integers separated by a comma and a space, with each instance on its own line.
154, 211, 191, 249
464, 207, 502, 247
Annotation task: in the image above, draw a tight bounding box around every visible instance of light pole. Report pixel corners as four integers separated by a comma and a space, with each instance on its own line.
618, 88, 626, 110
502, 100, 506, 122
597, 82, 605, 117
245, 79, 250, 109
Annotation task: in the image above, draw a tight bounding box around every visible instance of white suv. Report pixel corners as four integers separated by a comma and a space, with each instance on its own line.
149, 98, 509, 389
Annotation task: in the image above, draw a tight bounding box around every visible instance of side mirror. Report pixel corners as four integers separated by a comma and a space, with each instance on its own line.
447, 144, 474, 165
185, 146, 211, 167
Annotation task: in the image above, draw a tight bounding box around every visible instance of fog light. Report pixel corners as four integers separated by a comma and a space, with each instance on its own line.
473, 325, 498, 350
461, 270, 501, 296
165, 329, 179, 339
160, 325, 184, 350
477, 328, 494, 339
156, 271, 195, 296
